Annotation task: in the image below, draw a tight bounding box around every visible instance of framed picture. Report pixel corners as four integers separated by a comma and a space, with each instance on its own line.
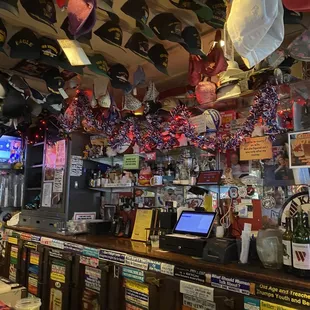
288, 131, 310, 168
264, 135, 295, 186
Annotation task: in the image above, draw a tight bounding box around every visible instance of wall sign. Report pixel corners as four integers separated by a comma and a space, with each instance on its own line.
99, 249, 126, 264
122, 267, 144, 283
288, 131, 310, 168
125, 255, 149, 270
175, 266, 206, 284
211, 274, 252, 295
160, 263, 174, 276
85, 266, 101, 294
240, 137, 273, 161
180, 280, 214, 302
255, 283, 310, 308
183, 294, 216, 310
123, 154, 140, 170
260, 300, 296, 310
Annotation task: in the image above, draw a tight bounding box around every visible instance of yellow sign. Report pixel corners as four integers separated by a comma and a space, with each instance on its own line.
30, 252, 39, 266
123, 155, 140, 170
131, 209, 153, 242
51, 272, 65, 283
8, 237, 18, 245
260, 300, 297, 310
125, 279, 149, 295
240, 136, 273, 161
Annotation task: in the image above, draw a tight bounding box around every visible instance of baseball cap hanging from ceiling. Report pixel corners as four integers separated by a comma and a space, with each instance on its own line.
61, 17, 92, 47
149, 13, 184, 43
108, 63, 132, 93
20, 0, 57, 33
39, 37, 61, 66
0, 0, 19, 16
148, 44, 169, 75
67, 0, 97, 38
8, 28, 40, 60
125, 33, 152, 62
169, 0, 213, 23
121, 0, 154, 39
180, 26, 206, 57
94, 20, 126, 52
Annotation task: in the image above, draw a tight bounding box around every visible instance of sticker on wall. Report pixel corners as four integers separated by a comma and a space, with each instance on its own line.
125, 288, 149, 309
51, 261, 66, 284
99, 249, 126, 264
174, 266, 206, 284
125, 255, 149, 270
180, 280, 214, 302
85, 266, 101, 294
49, 288, 63, 309
244, 297, 260, 310
160, 263, 174, 276
30, 251, 40, 266
80, 256, 99, 268
260, 300, 296, 310
122, 266, 144, 283
28, 275, 38, 296
183, 294, 216, 310
9, 264, 17, 282
211, 274, 252, 295
42, 182, 53, 207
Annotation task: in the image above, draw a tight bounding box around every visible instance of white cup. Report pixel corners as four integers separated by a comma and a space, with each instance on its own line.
150, 175, 163, 186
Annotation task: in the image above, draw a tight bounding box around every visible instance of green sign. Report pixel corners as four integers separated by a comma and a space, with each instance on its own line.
123, 155, 140, 170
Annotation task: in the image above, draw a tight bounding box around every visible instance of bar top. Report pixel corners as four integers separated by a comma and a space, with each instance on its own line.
9, 226, 310, 292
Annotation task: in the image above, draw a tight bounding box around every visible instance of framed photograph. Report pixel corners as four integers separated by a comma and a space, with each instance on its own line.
264, 134, 295, 186
289, 131, 310, 168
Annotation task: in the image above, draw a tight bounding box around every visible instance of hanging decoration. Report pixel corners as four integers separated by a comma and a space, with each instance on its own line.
57, 84, 284, 153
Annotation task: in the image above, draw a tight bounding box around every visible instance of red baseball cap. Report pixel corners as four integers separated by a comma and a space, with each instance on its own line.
282, 0, 310, 11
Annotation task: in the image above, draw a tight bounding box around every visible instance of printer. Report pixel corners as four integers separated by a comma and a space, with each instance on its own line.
159, 211, 216, 257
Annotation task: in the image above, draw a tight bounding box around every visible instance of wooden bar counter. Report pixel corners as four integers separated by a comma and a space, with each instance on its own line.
4, 226, 310, 310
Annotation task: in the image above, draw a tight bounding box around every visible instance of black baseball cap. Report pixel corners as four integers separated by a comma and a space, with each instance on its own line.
58, 52, 84, 75
0, 0, 18, 16
94, 21, 126, 52
8, 28, 40, 60
125, 33, 152, 62
108, 63, 132, 92
148, 44, 169, 75
180, 26, 206, 57
61, 17, 92, 47
149, 13, 184, 43
3, 87, 27, 119
0, 19, 7, 53
20, 0, 57, 33
170, 0, 213, 22
39, 37, 61, 66
121, 0, 154, 38
284, 7, 303, 24
42, 68, 65, 94
196, 0, 225, 28
88, 54, 109, 77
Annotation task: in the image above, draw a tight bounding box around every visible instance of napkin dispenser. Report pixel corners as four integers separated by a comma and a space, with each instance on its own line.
203, 238, 238, 264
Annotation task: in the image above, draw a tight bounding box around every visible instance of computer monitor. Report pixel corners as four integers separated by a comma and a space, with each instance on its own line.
173, 211, 216, 237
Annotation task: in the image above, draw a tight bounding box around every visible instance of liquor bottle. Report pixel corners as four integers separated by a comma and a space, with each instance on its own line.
283, 217, 293, 273
96, 170, 101, 188
292, 207, 310, 278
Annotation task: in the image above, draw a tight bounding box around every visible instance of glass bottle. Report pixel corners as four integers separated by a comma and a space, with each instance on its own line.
292, 207, 310, 278
282, 217, 293, 273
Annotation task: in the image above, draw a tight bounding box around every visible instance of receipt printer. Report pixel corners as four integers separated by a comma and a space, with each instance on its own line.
203, 238, 238, 264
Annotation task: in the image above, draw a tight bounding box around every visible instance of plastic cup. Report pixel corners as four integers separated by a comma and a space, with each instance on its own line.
15, 298, 41, 310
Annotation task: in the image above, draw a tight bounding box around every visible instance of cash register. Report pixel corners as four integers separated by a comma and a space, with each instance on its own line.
159, 211, 216, 257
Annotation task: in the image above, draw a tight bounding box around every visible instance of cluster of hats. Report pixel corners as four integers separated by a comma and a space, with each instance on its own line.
195, 61, 249, 105
0, 72, 65, 130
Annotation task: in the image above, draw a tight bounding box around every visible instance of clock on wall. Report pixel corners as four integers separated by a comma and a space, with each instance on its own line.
280, 191, 310, 227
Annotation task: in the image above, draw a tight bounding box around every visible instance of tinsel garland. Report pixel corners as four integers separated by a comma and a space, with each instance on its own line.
58, 90, 96, 132
59, 85, 284, 153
